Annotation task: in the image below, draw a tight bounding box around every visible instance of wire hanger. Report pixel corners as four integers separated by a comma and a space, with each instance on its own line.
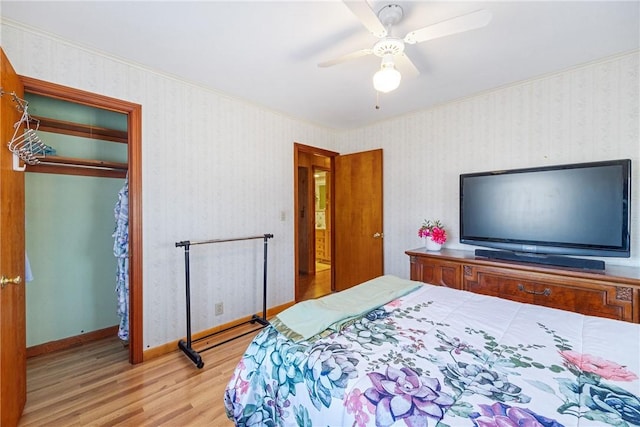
6, 92, 48, 171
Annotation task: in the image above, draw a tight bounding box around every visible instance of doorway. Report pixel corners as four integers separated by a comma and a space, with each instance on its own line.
20, 77, 143, 364
295, 144, 385, 300
313, 167, 331, 272
294, 143, 337, 302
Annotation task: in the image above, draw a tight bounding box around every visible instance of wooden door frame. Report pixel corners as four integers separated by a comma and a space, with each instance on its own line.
293, 143, 337, 302
297, 165, 313, 275
20, 77, 143, 364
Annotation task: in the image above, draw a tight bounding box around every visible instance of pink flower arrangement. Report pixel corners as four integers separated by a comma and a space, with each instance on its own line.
559, 350, 638, 382
418, 219, 448, 245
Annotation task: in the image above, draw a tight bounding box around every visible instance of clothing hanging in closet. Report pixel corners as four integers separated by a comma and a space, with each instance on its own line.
113, 176, 129, 341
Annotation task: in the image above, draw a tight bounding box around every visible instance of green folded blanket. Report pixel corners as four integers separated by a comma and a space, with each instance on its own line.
271, 275, 422, 342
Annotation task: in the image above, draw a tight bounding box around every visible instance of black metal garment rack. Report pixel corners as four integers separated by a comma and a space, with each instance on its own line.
175, 233, 273, 368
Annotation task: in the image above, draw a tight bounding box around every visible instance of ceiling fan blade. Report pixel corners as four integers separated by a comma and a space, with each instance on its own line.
395, 53, 420, 78
344, 1, 387, 38
318, 48, 373, 68
404, 9, 492, 45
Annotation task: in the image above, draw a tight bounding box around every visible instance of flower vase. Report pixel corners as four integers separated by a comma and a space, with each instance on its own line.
425, 238, 442, 251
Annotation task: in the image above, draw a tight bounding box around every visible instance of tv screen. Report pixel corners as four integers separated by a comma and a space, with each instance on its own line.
460, 159, 631, 266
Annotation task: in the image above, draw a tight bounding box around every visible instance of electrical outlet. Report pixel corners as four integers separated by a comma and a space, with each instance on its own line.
215, 302, 224, 316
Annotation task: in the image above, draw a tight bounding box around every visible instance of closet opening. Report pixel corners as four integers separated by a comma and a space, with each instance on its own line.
20, 77, 142, 364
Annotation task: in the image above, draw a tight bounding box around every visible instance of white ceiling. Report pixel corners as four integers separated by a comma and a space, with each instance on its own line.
2, 1, 639, 130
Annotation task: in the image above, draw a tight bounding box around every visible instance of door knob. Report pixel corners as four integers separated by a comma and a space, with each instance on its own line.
373, 232, 384, 238
1, 275, 22, 288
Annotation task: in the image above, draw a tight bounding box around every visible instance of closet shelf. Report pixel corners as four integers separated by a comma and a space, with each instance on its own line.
29, 116, 127, 144
26, 156, 127, 179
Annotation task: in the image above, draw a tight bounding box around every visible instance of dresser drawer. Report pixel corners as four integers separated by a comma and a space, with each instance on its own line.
409, 255, 462, 289
463, 266, 635, 321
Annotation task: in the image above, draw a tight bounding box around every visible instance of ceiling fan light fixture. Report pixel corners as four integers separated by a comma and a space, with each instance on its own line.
373, 56, 401, 93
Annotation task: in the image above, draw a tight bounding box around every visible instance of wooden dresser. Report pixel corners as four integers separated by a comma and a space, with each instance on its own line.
315, 229, 329, 263
406, 248, 640, 323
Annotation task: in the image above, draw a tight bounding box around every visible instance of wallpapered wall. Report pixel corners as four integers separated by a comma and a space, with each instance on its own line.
338, 51, 639, 277
2, 22, 337, 349
3, 21, 638, 350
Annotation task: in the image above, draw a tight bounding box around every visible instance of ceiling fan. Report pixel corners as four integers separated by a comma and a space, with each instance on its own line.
319, 2, 492, 93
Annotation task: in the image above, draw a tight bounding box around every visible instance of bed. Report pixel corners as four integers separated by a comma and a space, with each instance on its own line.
224, 275, 640, 426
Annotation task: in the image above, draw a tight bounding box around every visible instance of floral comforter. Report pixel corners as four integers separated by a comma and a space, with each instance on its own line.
224, 279, 640, 426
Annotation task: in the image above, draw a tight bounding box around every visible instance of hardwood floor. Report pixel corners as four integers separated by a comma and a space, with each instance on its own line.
21, 268, 333, 426
19, 325, 261, 426
297, 267, 332, 301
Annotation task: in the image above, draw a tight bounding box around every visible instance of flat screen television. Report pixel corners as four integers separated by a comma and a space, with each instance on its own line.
459, 159, 631, 270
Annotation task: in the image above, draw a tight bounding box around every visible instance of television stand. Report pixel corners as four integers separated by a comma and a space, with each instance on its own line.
405, 248, 640, 323
474, 249, 605, 271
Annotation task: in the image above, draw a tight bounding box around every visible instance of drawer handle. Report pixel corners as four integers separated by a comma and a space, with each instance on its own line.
517, 283, 551, 296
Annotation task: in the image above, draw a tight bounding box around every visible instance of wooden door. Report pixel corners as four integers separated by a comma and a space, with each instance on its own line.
297, 166, 312, 274
334, 149, 383, 291
0, 48, 27, 426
